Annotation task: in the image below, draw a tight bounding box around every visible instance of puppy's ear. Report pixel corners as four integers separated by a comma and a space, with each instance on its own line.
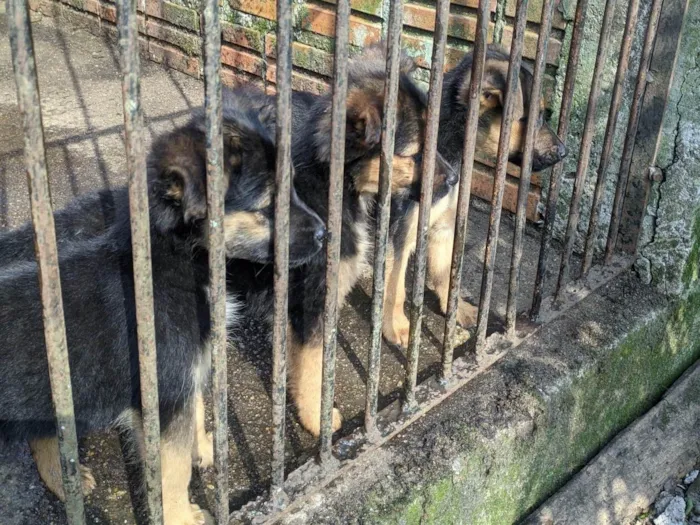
153, 131, 208, 225
345, 88, 382, 154
456, 46, 510, 112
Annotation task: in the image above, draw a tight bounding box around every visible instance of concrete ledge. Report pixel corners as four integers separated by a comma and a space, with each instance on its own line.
273, 272, 700, 524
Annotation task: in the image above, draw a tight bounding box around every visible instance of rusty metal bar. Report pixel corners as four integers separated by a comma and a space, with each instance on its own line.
441, 0, 489, 378
320, 0, 350, 462
7, 1, 86, 522
116, 0, 164, 521
605, 0, 663, 263
366, 0, 405, 435
554, 0, 618, 297
582, 0, 640, 275
202, 0, 228, 521
271, 0, 293, 494
475, 0, 529, 348
529, 0, 589, 320
404, 0, 451, 409
505, 0, 554, 336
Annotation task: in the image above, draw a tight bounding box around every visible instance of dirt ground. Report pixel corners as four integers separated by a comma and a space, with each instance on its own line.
0, 13, 568, 524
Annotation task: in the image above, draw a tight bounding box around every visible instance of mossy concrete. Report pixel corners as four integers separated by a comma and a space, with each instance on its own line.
280, 272, 700, 524
636, 0, 700, 297
545, 0, 655, 255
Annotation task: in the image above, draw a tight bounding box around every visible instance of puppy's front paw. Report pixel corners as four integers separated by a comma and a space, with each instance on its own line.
297, 406, 344, 437
383, 313, 410, 348
455, 299, 477, 328
196, 432, 214, 469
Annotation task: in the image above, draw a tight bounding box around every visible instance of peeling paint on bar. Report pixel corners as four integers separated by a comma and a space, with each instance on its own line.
117, 0, 164, 521
7, 0, 86, 522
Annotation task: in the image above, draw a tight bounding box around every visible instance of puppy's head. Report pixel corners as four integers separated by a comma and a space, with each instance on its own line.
314, 43, 458, 202
148, 110, 326, 266
451, 45, 566, 172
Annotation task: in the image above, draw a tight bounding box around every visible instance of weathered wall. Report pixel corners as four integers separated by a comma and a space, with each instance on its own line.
635, 0, 699, 297
274, 272, 700, 525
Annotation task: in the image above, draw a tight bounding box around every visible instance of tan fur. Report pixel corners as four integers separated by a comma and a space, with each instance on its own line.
223, 210, 270, 248
354, 155, 420, 195
288, 329, 342, 436
29, 436, 96, 501
382, 188, 477, 347
192, 392, 213, 468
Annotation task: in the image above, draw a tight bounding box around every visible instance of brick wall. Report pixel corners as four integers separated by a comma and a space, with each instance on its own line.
28, 0, 571, 220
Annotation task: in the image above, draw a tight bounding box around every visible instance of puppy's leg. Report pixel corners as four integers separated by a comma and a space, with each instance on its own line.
30, 436, 96, 501
288, 330, 342, 437
191, 391, 213, 469
426, 194, 477, 328
383, 207, 418, 348
160, 400, 212, 525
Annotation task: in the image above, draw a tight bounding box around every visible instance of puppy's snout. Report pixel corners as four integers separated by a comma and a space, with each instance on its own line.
446, 169, 459, 186
314, 226, 327, 243
557, 141, 568, 159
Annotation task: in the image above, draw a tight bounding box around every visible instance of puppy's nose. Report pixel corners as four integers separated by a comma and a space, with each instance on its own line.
314, 226, 327, 243
557, 142, 568, 159
446, 170, 459, 186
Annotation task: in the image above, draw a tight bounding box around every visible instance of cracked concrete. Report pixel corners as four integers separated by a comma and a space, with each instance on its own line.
637, 0, 700, 296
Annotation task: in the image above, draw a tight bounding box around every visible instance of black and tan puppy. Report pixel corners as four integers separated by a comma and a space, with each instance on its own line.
0, 108, 325, 524
225, 46, 458, 436
382, 45, 567, 347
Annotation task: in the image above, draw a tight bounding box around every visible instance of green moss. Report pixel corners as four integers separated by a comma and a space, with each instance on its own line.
161, 2, 199, 31
682, 213, 700, 288
363, 290, 700, 524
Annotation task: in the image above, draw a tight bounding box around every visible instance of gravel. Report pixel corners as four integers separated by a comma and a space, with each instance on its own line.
635, 465, 700, 525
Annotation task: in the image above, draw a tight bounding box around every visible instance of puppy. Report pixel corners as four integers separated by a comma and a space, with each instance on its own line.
225, 45, 458, 437
0, 108, 325, 524
381, 45, 568, 347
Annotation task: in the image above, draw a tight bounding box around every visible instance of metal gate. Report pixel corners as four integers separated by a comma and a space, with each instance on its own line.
5, 0, 685, 522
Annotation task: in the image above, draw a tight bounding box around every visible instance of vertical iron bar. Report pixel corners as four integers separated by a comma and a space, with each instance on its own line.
605, 0, 663, 263
529, 0, 589, 320
320, 0, 350, 462
366, 0, 404, 436
7, 1, 86, 523
117, 0, 163, 521
582, 0, 640, 275
404, 0, 451, 409
202, 0, 228, 521
271, 0, 292, 493
555, 0, 618, 298
475, 0, 529, 348
441, 0, 489, 378
505, 0, 554, 336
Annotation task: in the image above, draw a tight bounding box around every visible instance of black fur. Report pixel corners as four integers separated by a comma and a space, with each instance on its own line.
0, 107, 325, 442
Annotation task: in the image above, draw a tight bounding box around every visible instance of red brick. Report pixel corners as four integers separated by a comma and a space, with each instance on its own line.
146, 19, 201, 56
500, 26, 562, 65
145, 0, 199, 30
296, 3, 381, 48
451, 0, 498, 9
221, 66, 265, 88
228, 0, 276, 20
221, 22, 264, 52
148, 40, 201, 78
221, 46, 265, 76
471, 164, 541, 221
318, 0, 383, 17
266, 37, 334, 77
266, 64, 329, 95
